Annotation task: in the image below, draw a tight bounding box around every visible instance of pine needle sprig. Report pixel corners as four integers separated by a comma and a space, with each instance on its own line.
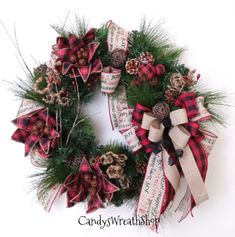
128, 19, 185, 64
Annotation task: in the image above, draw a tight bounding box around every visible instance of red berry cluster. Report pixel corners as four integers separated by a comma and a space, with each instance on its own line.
69, 47, 89, 66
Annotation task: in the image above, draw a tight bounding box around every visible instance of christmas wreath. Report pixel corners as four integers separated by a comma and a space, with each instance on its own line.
10, 18, 227, 232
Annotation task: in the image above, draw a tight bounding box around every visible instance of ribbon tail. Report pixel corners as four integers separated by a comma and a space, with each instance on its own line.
179, 145, 208, 206
175, 185, 192, 222
37, 184, 63, 212
78, 65, 92, 83
162, 148, 180, 191
88, 42, 100, 63
137, 152, 166, 232
87, 194, 104, 213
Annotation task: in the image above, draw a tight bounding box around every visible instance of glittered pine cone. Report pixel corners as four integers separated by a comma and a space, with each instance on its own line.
165, 89, 177, 103
119, 175, 130, 189
33, 76, 53, 95
114, 154, 128, 164
42, 93, 56, 104
99, 151, 117, 165
125, 58, 140, 75
139, 51, 155, 64
111, 48, 127, 68
106, 164, 124, 179
169, 73, 186, 92
152, 102, 170, 121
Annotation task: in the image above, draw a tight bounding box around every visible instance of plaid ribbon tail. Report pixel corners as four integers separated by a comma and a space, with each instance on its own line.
83, 28, 96, 44
174, 92, 198, 119
88, 42, 100, 63
90, 58, 103, 74
12, 129, 30, 144
56, 48, 71, 61
78, 65, 92, 82
188, 137, 208, 210
62, 62, 76, 75
79, 158, 93, 173
87, 194, 104, 213
25, 133, 42, 156
132, 103, 153, 153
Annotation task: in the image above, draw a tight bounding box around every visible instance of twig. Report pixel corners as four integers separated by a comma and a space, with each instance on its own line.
54, 83, 62, 146
65, 71, 80, 146
0, 20, 33, 77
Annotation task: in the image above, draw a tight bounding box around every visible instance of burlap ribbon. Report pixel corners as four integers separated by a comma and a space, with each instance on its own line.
140, 108, 208, 205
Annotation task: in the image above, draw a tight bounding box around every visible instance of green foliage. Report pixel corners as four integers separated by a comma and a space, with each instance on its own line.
129, 19, 185, 64
194, 83, 229, 126
95, 25, 111, 66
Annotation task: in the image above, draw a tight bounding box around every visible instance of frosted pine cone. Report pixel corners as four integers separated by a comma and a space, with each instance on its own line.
125, 58, 140, 75
139, 51, 155, 64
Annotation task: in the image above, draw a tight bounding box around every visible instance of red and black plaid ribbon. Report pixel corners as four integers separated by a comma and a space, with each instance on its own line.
175, 92, 198, 119
174, 92, 209, 212
137, 63, 156, 81
11, 108, 59, 156
53, 29, 102, 82
132, 103, 154, 153
62, 158, 119, 213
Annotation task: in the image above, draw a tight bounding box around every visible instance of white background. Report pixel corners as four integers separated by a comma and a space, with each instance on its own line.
0, 0, 235, 236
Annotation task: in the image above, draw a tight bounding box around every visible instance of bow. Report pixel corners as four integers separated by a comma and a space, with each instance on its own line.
53, 28, 103, 82
11, 108, 59, 156
135, 92, 210, 220
62, 157, 119, 213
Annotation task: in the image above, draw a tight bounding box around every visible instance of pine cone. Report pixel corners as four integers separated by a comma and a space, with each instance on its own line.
111, 48, 127, 68
136, 162, 147, 175
139, 52, 155, 64
67, 155, 82, 167
34, 64, 48, 77
125, 58, 140, 75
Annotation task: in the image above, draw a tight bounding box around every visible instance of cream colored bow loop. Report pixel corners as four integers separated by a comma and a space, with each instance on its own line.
140, 108, 208, 206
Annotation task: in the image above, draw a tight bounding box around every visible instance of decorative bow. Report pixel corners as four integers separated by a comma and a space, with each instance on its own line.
62, 157, 119, 213
53, 28, 103, 82
134, 92, 210, 218
11, 108, 59, 156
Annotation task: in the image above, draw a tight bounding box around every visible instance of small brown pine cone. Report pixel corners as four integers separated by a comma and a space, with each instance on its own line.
125, 58, 140, 75
139, 52, 155, 64
34, 64, 48, 77
136, 162, 147, 175
149, 77, 159, 87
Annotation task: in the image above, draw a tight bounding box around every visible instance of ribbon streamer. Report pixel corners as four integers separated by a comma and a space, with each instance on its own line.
101, 66, 121, 94
107, 21, 129, 52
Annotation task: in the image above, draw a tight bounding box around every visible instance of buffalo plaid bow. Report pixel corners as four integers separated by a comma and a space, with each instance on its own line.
132, 92, 205, 159
62, 158, 119, 213
132, 103, 153, 153
53, 28, 103, 82
132, 93, 209, 214
11, 108, 59, 156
